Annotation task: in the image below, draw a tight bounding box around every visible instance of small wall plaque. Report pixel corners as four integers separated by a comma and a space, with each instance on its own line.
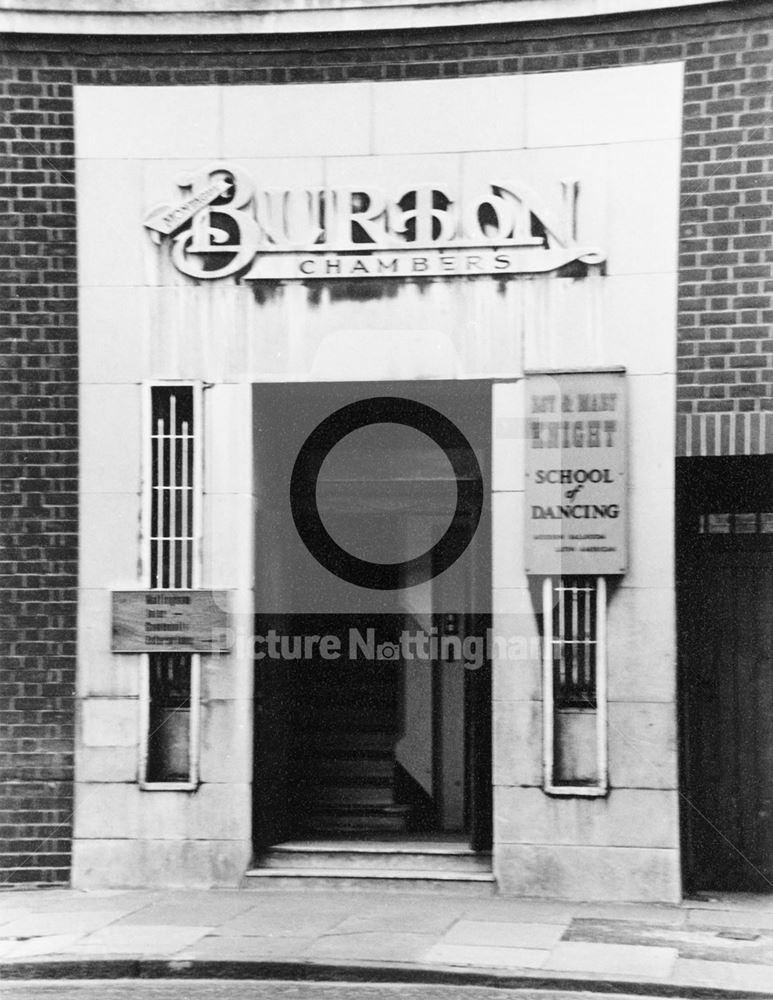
112, 590, 231, 653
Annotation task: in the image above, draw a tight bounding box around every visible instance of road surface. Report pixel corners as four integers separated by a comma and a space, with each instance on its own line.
0, 980, 678, 1000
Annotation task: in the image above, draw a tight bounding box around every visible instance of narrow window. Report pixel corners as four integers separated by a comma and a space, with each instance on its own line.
141, 384, 201, 789
146, 652, 193, 783
551, 577, 597, 710
542, 576, 607, 796
151, 386, 195, 589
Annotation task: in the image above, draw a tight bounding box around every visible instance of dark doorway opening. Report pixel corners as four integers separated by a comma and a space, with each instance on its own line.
251, 381, 492, 856
677, 455, 773, 893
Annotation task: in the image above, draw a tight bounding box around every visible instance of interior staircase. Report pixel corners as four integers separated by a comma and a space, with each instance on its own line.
293, 661, 411, 836
298, 731, 411, 834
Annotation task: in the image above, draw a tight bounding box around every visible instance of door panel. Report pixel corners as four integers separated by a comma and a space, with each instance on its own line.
253, 623, 296, 850
679, 457, 773, 892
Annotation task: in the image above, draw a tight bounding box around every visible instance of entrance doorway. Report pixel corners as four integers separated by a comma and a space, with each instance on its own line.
678, 456, 773, 892
251, 381, 492, 857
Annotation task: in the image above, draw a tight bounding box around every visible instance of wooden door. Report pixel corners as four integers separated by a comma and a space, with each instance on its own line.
679, 458, 773, 892
467, 612, 493, 852
252, 615, 296, 851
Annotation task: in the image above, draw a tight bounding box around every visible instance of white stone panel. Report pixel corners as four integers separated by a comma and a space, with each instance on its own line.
525, 63, 684, 148
492, 605, 542, 702
605, 140, 681, 277
80, 286, 146, 384
495, 786, 678, 848
136, 782, 251, 841
77, 746, 137, 783
201, 493, 255, 589
495, 843, 680, 902
71, 838, 251, 889
81, 698, 138, 748
74, 782, 140, 838
80, 383, 142, 495
79, 492, 141, 589
323, 151, 460, 192
373, 76, 526, 154
75, 86, 221, 160
199, 699, 253, 784
607, 587, 676, 703
600, 273, 678, 376
203, 383, 254, 496
77, 159, 145, 288
629, 373, 676, 489
608, 702, 678, 790
310, 327, 462, 382
492, 380, 526, 493
492, 700, 543, 786
626, 489, 674, 589
521, 273, 602, 372
492, 491, 526, 590
223, 83, 370, 158
77, 589, 139, 697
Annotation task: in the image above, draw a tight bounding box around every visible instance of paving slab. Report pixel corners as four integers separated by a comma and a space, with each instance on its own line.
0, 910, 127, 939
675, 956, 773, 992
564, 916, 773, 964
0, 890, 156, 916
218, 908, 351, 938
331, 909, 457, 935
687, 894, 773, 911
459, 899, 574, 925
178, 934, 316, 960
0, 909, 30, 927
63, 924, 212, 956
307, 931, 435, 963
444, 919, 565, 949
576, 902, 687, 926
687, 907, 773, 931
2, 934, 85, 959
545, 941, 678, 978
114, 897, 255, 926
423, 942, 548, 969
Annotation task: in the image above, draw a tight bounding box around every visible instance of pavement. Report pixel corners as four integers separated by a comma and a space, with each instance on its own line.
1, 887, 773, 996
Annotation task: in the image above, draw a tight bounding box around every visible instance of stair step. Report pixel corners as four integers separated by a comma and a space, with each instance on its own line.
305, 732, 395, 752
307, 801, 411, 815
243, 868, 496, 894
305, 719, 395, 734
302, 682, 395, 696
302, 810, 410, 833
309, 786, 395, 806
259, 846, 493, 872
305, 758, 394, 781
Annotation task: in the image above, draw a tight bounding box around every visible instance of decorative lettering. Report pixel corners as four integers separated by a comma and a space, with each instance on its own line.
144, 162, 605, 281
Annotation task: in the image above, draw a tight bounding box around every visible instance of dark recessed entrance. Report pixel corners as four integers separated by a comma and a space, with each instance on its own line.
677, 455, 773, 893
251, 381, 492, 858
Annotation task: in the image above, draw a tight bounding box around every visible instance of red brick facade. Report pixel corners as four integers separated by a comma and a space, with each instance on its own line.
1, 1, 771, 884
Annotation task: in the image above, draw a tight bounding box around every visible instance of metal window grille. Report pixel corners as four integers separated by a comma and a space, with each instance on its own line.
143, 385, 198, 788
150, 386, 195, 590
549, 576, 598, 709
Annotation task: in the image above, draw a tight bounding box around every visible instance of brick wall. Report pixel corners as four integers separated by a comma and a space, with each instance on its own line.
0, 58, 77, 885
1, 1, 771, 883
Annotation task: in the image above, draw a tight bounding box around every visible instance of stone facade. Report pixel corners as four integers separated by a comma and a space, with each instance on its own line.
1, 1, 771, 891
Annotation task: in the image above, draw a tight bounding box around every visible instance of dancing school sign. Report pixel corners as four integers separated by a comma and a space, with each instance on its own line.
525, 370, 627, 575
143, 162, 604, 281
